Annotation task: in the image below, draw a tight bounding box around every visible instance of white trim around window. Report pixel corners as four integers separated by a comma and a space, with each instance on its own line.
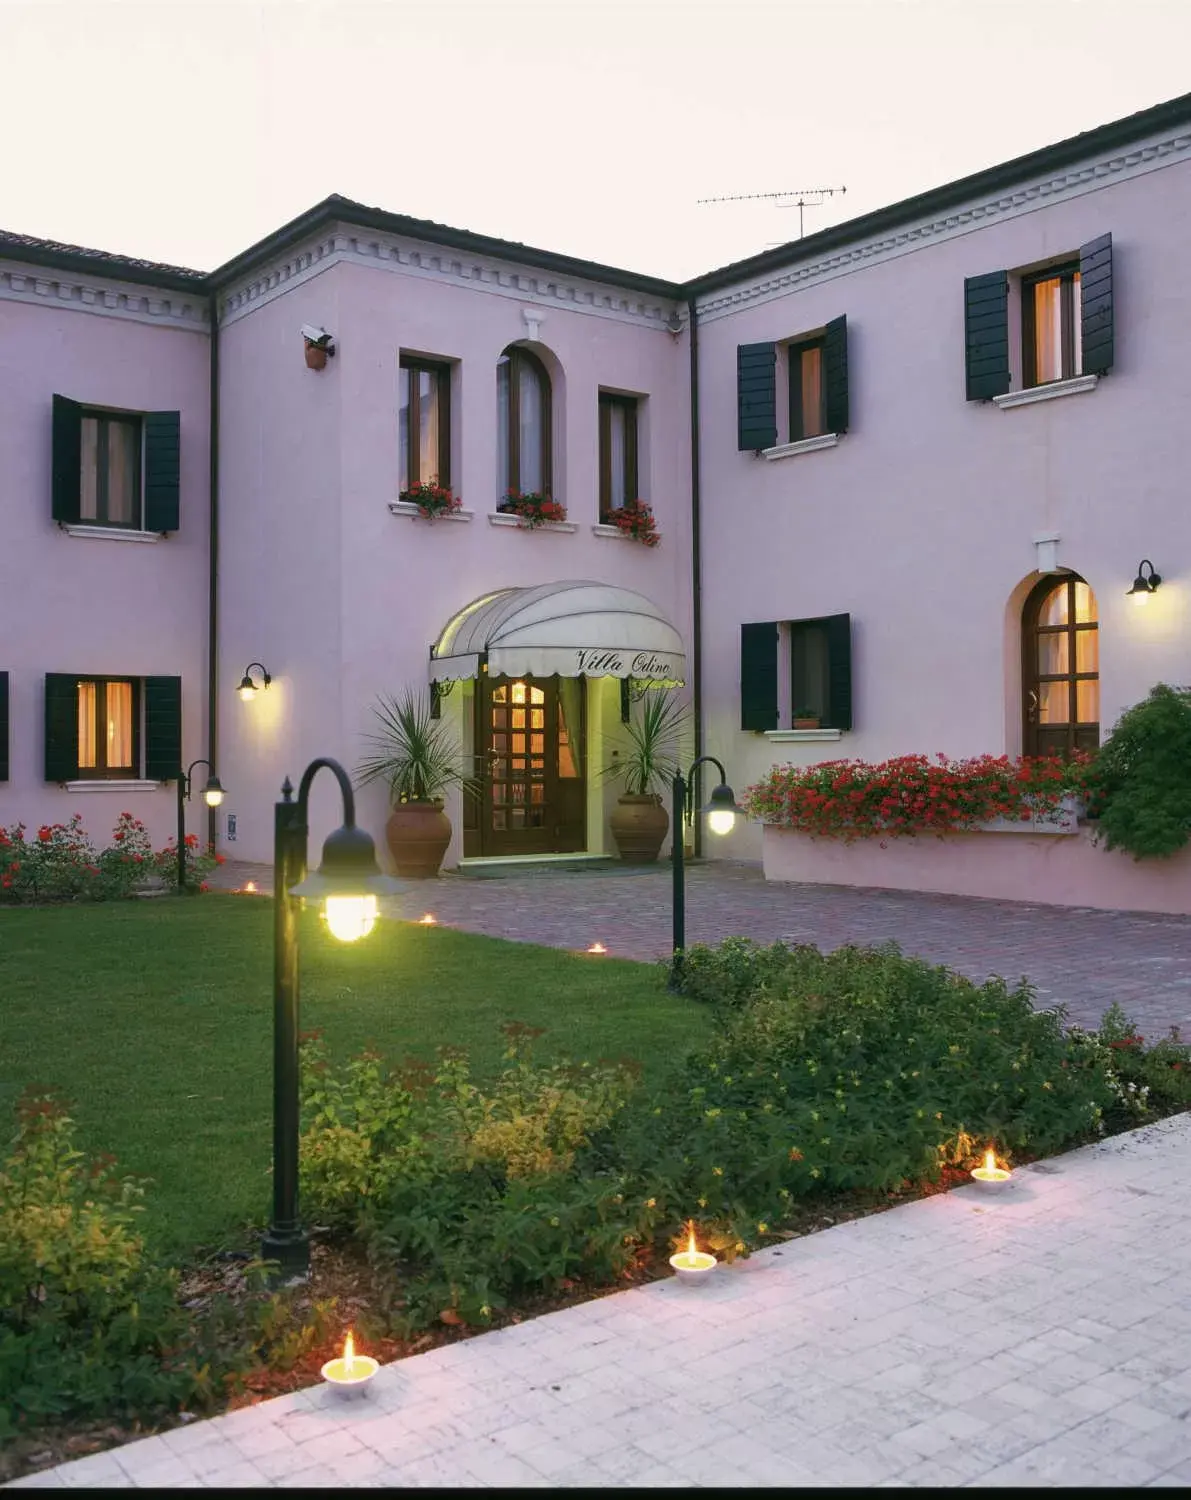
61, 524, 160, 543
992, 374, 1099, 409
65, 779, 161, 793
760, 433, 840, 462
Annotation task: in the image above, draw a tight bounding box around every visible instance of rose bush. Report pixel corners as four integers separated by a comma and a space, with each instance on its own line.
0, 813, 223, 903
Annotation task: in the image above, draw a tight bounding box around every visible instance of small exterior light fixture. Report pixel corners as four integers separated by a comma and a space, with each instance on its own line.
238, 662, 272, 701
671, 756, 744, 988
290, 821, 397, 944
202, 776, 226, 809
1126, 559, 1162, 606
177, 759, 227, 892
702, 781, 743, 838
665, 309, 683, 336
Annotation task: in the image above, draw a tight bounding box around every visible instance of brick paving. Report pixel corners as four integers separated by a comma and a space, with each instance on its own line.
13, 1115, 1191, 1489
212, 858, 1191, 1039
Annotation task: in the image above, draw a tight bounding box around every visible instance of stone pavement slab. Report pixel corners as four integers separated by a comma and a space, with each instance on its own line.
213, 857, 1191, 1038
11, 1114, 1191, 1489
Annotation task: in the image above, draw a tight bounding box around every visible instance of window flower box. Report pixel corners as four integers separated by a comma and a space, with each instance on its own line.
497, 490, 568, 529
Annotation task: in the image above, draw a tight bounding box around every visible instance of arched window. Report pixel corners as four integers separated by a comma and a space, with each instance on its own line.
497, 346, 551, 501
1022, 573, 1099, 757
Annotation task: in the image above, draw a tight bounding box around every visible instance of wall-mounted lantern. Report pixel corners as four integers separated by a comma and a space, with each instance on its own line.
1126, 559, 1162, 606
238, 662, 272, 702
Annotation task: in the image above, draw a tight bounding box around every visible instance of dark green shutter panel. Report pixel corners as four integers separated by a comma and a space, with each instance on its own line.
737, 342, 777, 450
144, 676, 182, 780
144, 412, 181, 532
823, 315, 849, 434
740, 622, 779, 731
824, 613, 853, 732
1080, 233, 1113, 376
0, 672, 8, 782
44, 674, 79, 782
51, 395, 83, 524
964, 272, 1009, 400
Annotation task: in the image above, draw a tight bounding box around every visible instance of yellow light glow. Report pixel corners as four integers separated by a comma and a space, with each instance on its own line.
244, 881, 257, 894
587, 941, 607, 954
203, 788, 224, 808
707, 808, 736, 837
685, 1222, 698, 1260
238, 683, 257, 702
1132, 590, 1149, 607
324, 895, 378, 942
418, 913, 438, 926
343, 1330, 355, 1375
668, 1219, 717, 1276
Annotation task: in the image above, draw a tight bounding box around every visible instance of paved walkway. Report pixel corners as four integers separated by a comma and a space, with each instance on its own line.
212, 858, 1191, 1038
13, 1115, 1191, 1489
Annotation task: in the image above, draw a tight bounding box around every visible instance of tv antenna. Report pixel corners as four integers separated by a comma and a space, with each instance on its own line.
697, 185, 847, 240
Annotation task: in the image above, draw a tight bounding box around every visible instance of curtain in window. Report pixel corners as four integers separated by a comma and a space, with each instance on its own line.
607, 404, 627, 509
497, 357, 510, 493
519, 360, 543, 493
1070, 273, 1083, 376
107, 423, 138, 525
106, 681, 133, 769
80, 419, 99, 521
1034, 278, 1064, 384
77, 680, 97, 768
800, 348, 824, 438
418, 369, 439, 482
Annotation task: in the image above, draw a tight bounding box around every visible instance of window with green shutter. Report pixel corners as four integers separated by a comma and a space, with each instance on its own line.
741, 615, 854, 733
43, 673, 180, 782
50, 398, 181, 532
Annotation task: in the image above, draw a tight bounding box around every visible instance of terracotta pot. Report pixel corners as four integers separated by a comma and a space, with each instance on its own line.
609, 793, 669, 863
793, 717, 821, 730
385, 799, 451, 878
304, 342, 328, 370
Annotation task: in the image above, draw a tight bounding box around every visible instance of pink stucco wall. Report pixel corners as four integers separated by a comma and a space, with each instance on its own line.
763, 825, 1191, 916
0, 289, 210, 850
216, 243, 691, 867
697, 147, 1191, 887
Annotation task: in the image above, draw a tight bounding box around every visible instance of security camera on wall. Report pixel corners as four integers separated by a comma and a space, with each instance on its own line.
301, 324, 334, 350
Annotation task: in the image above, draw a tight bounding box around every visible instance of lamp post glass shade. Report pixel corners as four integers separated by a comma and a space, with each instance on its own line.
702, 782, 742, 837
1127, 560, 1161, 606
202, 776, 226, 808
289, 823, 404, 944
238, 662, 272, 701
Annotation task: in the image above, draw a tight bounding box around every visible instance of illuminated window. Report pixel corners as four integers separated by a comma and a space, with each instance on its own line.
787, 338, 826, 441
1023, 266, 1082, 387
80, 414, 141, 527
76, 678, 138, 778
398, 357, 451, 490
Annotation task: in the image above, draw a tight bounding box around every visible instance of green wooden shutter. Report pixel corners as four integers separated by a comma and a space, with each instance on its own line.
1080, 233, 1113, 376
823, 315, 849, 434
737, 343, 777, 451
824, 612, 853, 731
144, 676, 182, 780
0, 672, 8, 782
51, 396, 83, 524
144, 412, 181, 532
964, 272, 1010, 400
44, 674, 79, 781
740, 622, 779, 731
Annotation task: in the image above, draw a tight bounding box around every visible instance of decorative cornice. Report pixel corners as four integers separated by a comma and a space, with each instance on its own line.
695, 129, 1191, 324
217, 225, 679, 333
0, 260, 209, 332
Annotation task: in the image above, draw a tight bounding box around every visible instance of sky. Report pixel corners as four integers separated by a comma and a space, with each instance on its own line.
3, 0, 1190, 282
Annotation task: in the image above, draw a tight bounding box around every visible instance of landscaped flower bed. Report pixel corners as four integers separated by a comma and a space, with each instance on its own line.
0, 812, 223, 902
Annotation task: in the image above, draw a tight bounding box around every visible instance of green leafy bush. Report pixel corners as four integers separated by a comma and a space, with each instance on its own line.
0, 812, 223, 904
0, 1093, 212, 1439
1076, 684, 1191, 858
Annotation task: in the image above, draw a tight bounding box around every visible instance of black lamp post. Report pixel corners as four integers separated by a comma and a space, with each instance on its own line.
261, 757, 401, 1282
670, 755, 743, 990
177, 759, 225, 893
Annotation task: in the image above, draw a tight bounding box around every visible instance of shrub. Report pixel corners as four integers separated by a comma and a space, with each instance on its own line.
0, 813, 223, 904
1076, 684, 1191, 858
0, 1093, 211, 1439
744, 752, 1088, 842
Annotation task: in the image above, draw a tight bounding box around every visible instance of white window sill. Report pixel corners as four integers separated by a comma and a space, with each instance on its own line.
764, 728, 843, 743
388, 501, 474, 522
592, 523, 629, 539
65, 779, 162, 793
992, 374, 1099, 409
488, 512, 577, 534
760, 433, 840, 462
61, 524, 160, 543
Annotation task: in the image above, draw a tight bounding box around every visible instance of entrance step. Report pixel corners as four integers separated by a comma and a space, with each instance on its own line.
456, 853, 620, 878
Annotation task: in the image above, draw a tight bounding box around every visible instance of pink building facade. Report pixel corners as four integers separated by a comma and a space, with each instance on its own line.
2, 90, 1190, 909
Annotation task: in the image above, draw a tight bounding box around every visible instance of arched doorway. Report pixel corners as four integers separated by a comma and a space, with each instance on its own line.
1021, 573, 1100, 756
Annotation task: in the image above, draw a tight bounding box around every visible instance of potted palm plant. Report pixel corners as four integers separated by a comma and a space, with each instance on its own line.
356, 689, 474, 877
602, 690, 691, 863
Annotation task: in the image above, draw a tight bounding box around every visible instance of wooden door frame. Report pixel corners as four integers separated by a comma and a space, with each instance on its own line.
1021, 572, 1100, 757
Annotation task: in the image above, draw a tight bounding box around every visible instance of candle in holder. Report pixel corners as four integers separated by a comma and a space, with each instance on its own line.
417, 913, 438, 926
669, 1221, 717, 1282
971, 1147, 1012, 1191
320, 1330, 379, 1398
587, 941, 607, 955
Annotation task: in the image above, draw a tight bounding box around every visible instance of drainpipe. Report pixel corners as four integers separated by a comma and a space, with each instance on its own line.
206, 291, 220, 849
687, 295, 703, 858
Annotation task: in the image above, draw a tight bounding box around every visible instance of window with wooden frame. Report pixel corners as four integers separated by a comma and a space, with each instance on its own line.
398, 357, 451, 491
787, 337, 827, 442
1022, 264, 1082, 388
52, 397, 180, 532
496, 346, 552, 503
740, 615, 853, 732
43, 674, 180, 783
598, 393, 639, 521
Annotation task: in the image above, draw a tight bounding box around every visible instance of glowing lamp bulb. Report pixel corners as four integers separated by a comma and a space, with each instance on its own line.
323, 895, 378, 943
707, 809, 736, 837
587, 941, 607, 954
238, 683, 257, 702
1132, 589, 1149, 607
244, 880, 256, 893
203, 787, 224, 808
418, 913, 438, 926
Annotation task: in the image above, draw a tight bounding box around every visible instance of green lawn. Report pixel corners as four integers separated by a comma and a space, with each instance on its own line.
0, 896, 707, 1255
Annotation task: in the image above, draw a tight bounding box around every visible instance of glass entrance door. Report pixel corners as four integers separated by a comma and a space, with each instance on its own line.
466, 676, 586, 856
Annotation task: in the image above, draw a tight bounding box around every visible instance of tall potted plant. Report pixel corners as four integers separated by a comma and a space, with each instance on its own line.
602, 690, 690, 863
356, 690, 474, 877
